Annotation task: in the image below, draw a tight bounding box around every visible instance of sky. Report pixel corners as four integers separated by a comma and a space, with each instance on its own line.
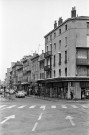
0, 0, 89, 81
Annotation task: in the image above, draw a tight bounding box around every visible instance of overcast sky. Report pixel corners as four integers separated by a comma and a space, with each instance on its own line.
0, 0, 89, 81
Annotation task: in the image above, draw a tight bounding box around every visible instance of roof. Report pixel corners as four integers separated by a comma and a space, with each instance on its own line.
31, 54, 39, 61
44, 16, 89, 38
12, 62, 22, 68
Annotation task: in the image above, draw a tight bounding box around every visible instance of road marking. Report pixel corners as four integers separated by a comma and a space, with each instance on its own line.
0, 105, 6, 108
0, 115, 15, 124
7, 105, 16, 108
51, 105, 56, 108
40, 105, 46, 110
18, 105, 26, 108
29, 105, 36, 109
81, 105, 89, 108
61, 105, 67, 108
38, 113, 43, 120
65, 115, 75, 126
71, 105, 78, 108
32, 122, 38, 132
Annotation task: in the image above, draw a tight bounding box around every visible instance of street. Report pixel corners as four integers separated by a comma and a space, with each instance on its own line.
0, 96, 89, 135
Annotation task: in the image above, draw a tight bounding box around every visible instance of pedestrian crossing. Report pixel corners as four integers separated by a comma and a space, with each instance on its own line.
0, 104, 89, 110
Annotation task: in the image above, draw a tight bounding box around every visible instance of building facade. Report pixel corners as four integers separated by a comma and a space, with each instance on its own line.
37, 7, 89, 99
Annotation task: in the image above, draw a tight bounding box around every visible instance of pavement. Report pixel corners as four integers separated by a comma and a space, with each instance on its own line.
0, 94, 89, 103
0, 96, 89, 135
30, 95, 89, 103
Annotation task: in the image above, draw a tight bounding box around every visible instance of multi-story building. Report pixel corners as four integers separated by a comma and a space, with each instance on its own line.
37, 7, 89, 99
38, 50, 45, 80
12, 61, 22, 90
5, 68, 11, 89
21, 55, 32, 91
31, 53, 39, 94
17, 64, 23, 90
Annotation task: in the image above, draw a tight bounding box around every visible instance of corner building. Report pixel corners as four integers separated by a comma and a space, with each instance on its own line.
38, 7, 89, 99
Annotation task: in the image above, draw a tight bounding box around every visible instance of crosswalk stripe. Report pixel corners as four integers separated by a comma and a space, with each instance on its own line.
40, 105, 46, 110
81, 105, 89, 108
18, 105, 26, 108
71, 105, 78, 108
29, 105, 36, 109
61, 105, 67, 108
7, 105, 16, 108
0, 105, 6, 108
51, 105, 56, 108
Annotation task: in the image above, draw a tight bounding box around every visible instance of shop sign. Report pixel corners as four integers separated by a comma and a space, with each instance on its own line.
80, 82, 89, 88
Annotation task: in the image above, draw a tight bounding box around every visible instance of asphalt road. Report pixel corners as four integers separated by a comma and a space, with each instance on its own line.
0, 96, 89, 135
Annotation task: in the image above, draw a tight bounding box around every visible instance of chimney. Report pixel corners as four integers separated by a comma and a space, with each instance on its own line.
71, 7, 76, 18
42, 50, 44, 54
54, 20, 57, 29
58, 17, 63, 26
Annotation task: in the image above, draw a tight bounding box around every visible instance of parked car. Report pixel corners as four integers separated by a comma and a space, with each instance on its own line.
15, 91, 25, 98
0, 89, 3, 95
10, 89, 15, 94
85, 90, 89, 99
23, 91, 27, 96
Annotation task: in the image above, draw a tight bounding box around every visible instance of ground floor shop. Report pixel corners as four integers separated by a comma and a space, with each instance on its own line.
37, 77, 89, 100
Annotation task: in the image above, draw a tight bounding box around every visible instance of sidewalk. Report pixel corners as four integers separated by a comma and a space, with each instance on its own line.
0, 95, 15, 102
30, 95, 89, 103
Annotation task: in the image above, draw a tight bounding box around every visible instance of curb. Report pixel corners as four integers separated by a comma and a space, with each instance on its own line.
30, 95, 89, 103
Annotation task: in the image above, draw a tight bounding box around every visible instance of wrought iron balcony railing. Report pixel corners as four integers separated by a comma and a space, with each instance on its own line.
76, 58, 89, 66
44, 51, 52, 58
44, 65, 51, 71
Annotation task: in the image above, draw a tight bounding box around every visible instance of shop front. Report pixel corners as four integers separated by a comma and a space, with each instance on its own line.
80, 82, 89, 99
37, 77, 89, 100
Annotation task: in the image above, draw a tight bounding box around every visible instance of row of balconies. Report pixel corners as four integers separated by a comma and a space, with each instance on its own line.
76, 58, 89, 66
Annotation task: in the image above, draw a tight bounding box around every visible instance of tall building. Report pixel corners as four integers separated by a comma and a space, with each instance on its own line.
21, 55, 32, 91
38, 7, 89, 99
38, 50, 45, 80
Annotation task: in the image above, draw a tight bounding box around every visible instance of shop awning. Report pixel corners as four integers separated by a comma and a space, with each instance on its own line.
37, 77, 89, 83
21, 82, 29, 85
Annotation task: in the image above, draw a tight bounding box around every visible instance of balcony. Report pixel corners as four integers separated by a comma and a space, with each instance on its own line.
27, 66, 31, 72
44, 51, 52, 58
76, 58, 89, 66
44, 65, 51, 71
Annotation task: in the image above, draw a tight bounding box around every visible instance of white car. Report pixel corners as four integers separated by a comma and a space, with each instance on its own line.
15, 91, 25, 98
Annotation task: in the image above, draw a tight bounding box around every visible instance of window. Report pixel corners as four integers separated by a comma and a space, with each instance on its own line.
65, 25, 67, 31
54, 70, 55, 77
59, 29, 61, 34
46, 37, 48, 43
65, 37, 67, 46
54, 32, 56, 38
50, 44, 52, 51
59, 53, 61, 65
87, 36, 89, 47
65, 51, 67, 63
50, 34, 52, 40
54, 43, 56, 50
87, 22, 89, 28
54, 55, 56, 66
65, 68, 67, 76
59, 69, 61, 76
47, 46, 48, 52
59, 40, 61, 49
40, 73, 41, 79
